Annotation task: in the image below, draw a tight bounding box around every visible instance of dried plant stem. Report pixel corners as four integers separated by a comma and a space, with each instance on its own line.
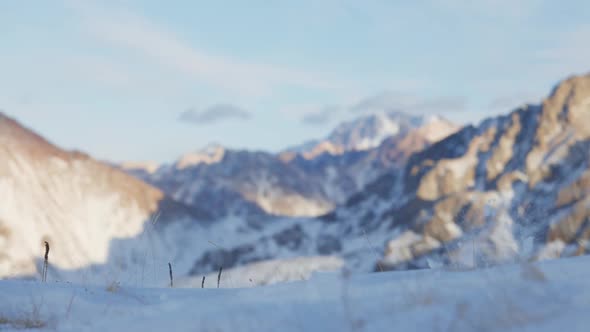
217, 267, 223, 289
201, 276, 205, 289
168, 263, 173, 288
65, 293, 76, 319
42, 241, 50, 282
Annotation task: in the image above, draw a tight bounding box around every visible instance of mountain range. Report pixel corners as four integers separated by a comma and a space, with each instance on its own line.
0, 73, 589, 285
122, 112, 458, 218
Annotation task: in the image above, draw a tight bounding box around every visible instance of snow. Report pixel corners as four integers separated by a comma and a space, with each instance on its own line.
119, 161, 160, 174
1, 255, 590, 331
383, 231, 425, 264
286, 111, 442, 157
536, 240, 567, 260
0, 154, 152, 276
174, 144, 225, 169
176, 256, 344, 288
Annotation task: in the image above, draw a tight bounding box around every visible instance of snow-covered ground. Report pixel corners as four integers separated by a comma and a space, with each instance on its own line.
176, 256, 345, 288
1, 256, 589, 332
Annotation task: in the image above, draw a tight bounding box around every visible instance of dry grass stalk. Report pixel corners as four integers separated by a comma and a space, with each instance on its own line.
42, 241, 50, 282
217, 267, 223, 288
202, 276, 205, 289
168, 262, 173, 288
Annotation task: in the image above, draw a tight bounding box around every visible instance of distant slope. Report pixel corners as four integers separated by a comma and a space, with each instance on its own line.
282, 112, 457, 160
183, 73, 590, 273
142, 147, 334, 218
126, 112, 458, 218
2, 73, 589, 286
283, 115, 459, 204
0, 113, 208, 279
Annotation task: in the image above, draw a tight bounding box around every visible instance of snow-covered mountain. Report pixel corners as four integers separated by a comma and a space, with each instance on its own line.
371, 73, 590, 269
174, 143, 226, 170
140, 148, 334, 218
0, 112, 318, 285
0, 113, 215, 281
283, 112, 456, 160
281, 115, 459, 204
118, 160, 160, 176
127, 112, 458, 218
2, 73, 589, 288
184, 73, 590, 274
0, 107, 459, 283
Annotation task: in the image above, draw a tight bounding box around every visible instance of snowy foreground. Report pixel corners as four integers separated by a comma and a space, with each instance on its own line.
1, 256, 590, 332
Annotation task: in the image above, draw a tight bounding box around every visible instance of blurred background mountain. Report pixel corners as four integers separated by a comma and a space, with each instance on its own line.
0, 73, 589, 285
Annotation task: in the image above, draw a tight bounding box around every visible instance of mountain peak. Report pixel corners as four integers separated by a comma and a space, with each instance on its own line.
538, 72, 590, 140
119, 161, 160, 174
175, 143, 226, 169
285, 111, 457, 160
0, 112, 209, 279
0, 112, 71, 161
547, 72, 590, 100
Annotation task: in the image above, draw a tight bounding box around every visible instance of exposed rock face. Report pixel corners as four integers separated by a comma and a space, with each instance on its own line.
194, 73, 590, 274
375, 74, 590, 269
284, 112, 458, 160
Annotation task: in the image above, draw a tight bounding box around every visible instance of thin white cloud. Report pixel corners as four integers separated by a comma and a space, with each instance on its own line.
179, 104, 251, 125
294, 91, 466, 126
351, 91, 466, 114
66, 1, 340, 97
301, 105, 342, 125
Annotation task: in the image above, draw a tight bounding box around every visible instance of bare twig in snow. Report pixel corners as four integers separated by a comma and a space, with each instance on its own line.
42, 241, 50, 282
168, 262, 173, 288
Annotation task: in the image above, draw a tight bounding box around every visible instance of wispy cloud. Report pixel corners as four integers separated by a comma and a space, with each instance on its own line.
351, 91, 466, 114
179, 104, 251, 125
301, 105, 342, 126
66, 1, 341, 97
294, 91, 466, 125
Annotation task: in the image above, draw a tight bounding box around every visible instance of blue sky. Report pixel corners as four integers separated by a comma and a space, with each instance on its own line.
1, 1, 589, 162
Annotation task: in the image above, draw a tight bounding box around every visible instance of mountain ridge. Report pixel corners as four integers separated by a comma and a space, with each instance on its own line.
125, 111, 458, 218
0, 113, 211, 280
180, 73, 590, 274
1, 73, 588, 285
